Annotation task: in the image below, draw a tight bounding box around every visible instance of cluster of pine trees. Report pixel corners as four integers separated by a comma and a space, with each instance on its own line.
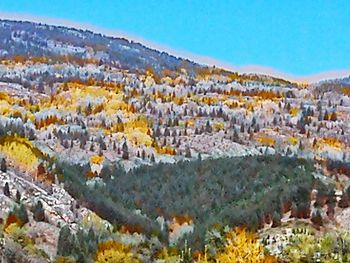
57, 154, 328, 250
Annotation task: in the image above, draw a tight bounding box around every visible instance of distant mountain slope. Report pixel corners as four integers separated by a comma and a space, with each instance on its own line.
314, 75, 350, 95
0, 19, 300, 87
321, 76, 350, 86
0, 19, 202, 75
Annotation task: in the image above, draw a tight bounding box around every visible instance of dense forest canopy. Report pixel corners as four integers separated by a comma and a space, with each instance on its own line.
58, 154, 321, 249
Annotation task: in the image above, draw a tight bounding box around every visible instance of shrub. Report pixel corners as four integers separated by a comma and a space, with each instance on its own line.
95, 240, 139, 263
215, 228, 277, 263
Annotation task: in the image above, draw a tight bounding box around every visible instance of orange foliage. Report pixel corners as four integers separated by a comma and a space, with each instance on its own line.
111, 123, 125, 133
157, 146, 177, 155
13, 55, 26, 63
85, 170, 98, 178
36, 115, 64, 129
120, 224, 144, 234
173, 214, 193, 225
225, 100, 240, 109
6, 55, 99, 66
93, 103, 105, 114
200, 96, 218, 106
4, 214, 21, 230
173, 96, 185, 105
319, 137, 343, 149
227, 89, 281, 100
256, 135, 276, 146
341, 87, 350, 95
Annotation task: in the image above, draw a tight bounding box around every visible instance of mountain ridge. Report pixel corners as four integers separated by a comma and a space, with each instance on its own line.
0, 19, 300, 87
1, 16, 350, 83
0, 19, 203, 76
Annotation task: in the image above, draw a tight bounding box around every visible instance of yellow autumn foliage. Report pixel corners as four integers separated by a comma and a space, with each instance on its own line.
0, 136, 41, 171
290, 107, 299, 117
216, 228, 277, 263
0, 92, 30, 118
124, 115, 150, 134
201, 96, 218, 106
144, 75, 156, 87
122, 115, 152, 146
81, 212, 111, 234
90, 155, 105, 165
341, 87, 350, 96
256, 135, 276, 146
0, 91, 10, 101
156, 247, 181, 262
0, 100, 12, 115
224, 99, 240, 109
287, 136, 298, 146
54, 256, 76, 263
124, 130, 152, 147
319, 137, 343, 150
213, 122, 225, 131
46, 82, 127, 115
157, 146, 176, 155
245, 103, 255, 112
173, 96, 185, 105
161, 76, 174, 85
95, 240, 139, 263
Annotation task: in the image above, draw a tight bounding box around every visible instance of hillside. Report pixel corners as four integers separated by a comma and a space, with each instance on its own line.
0, 19, 204, 75
0, 19, 350, 262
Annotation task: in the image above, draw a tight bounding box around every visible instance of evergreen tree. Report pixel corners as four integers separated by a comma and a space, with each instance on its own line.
17, 203, 29, 226
330, 111, 337, 121
271, 211, 281, 227
205, 120, 212, 133
3, 182, 10, 197
338, 195, 350, 208
90, 143, 95, 152
290, 202, 298, 218
16, 190, 21, 203
33, 200, 45, 222
324, 110, 329, 121
80, 138, 86, 149
28, 128, 36, 140
122, 141, 129, 160
311, 209, 323, 228
57, 225, 75, 257
240, 123, 245, 133
185, 146, 191, 158
233, 129, 239, 142
98, 136, 107, 150
1, 158, 7, 173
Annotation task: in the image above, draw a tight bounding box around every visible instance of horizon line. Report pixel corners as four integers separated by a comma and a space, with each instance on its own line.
1, 11, 350, 84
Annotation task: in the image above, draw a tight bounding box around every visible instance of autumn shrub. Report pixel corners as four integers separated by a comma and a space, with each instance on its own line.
95, 240, 140, 263
4, 223, 32, 247
54, 256, 76, 263
4, 203, 29, 229
215, 227, 277, 263
283, 231, 350, 262
156, 247, 181, 262
0, 135, 43, 171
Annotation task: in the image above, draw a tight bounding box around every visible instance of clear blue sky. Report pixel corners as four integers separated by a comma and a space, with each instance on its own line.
0, 0, 349, 76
